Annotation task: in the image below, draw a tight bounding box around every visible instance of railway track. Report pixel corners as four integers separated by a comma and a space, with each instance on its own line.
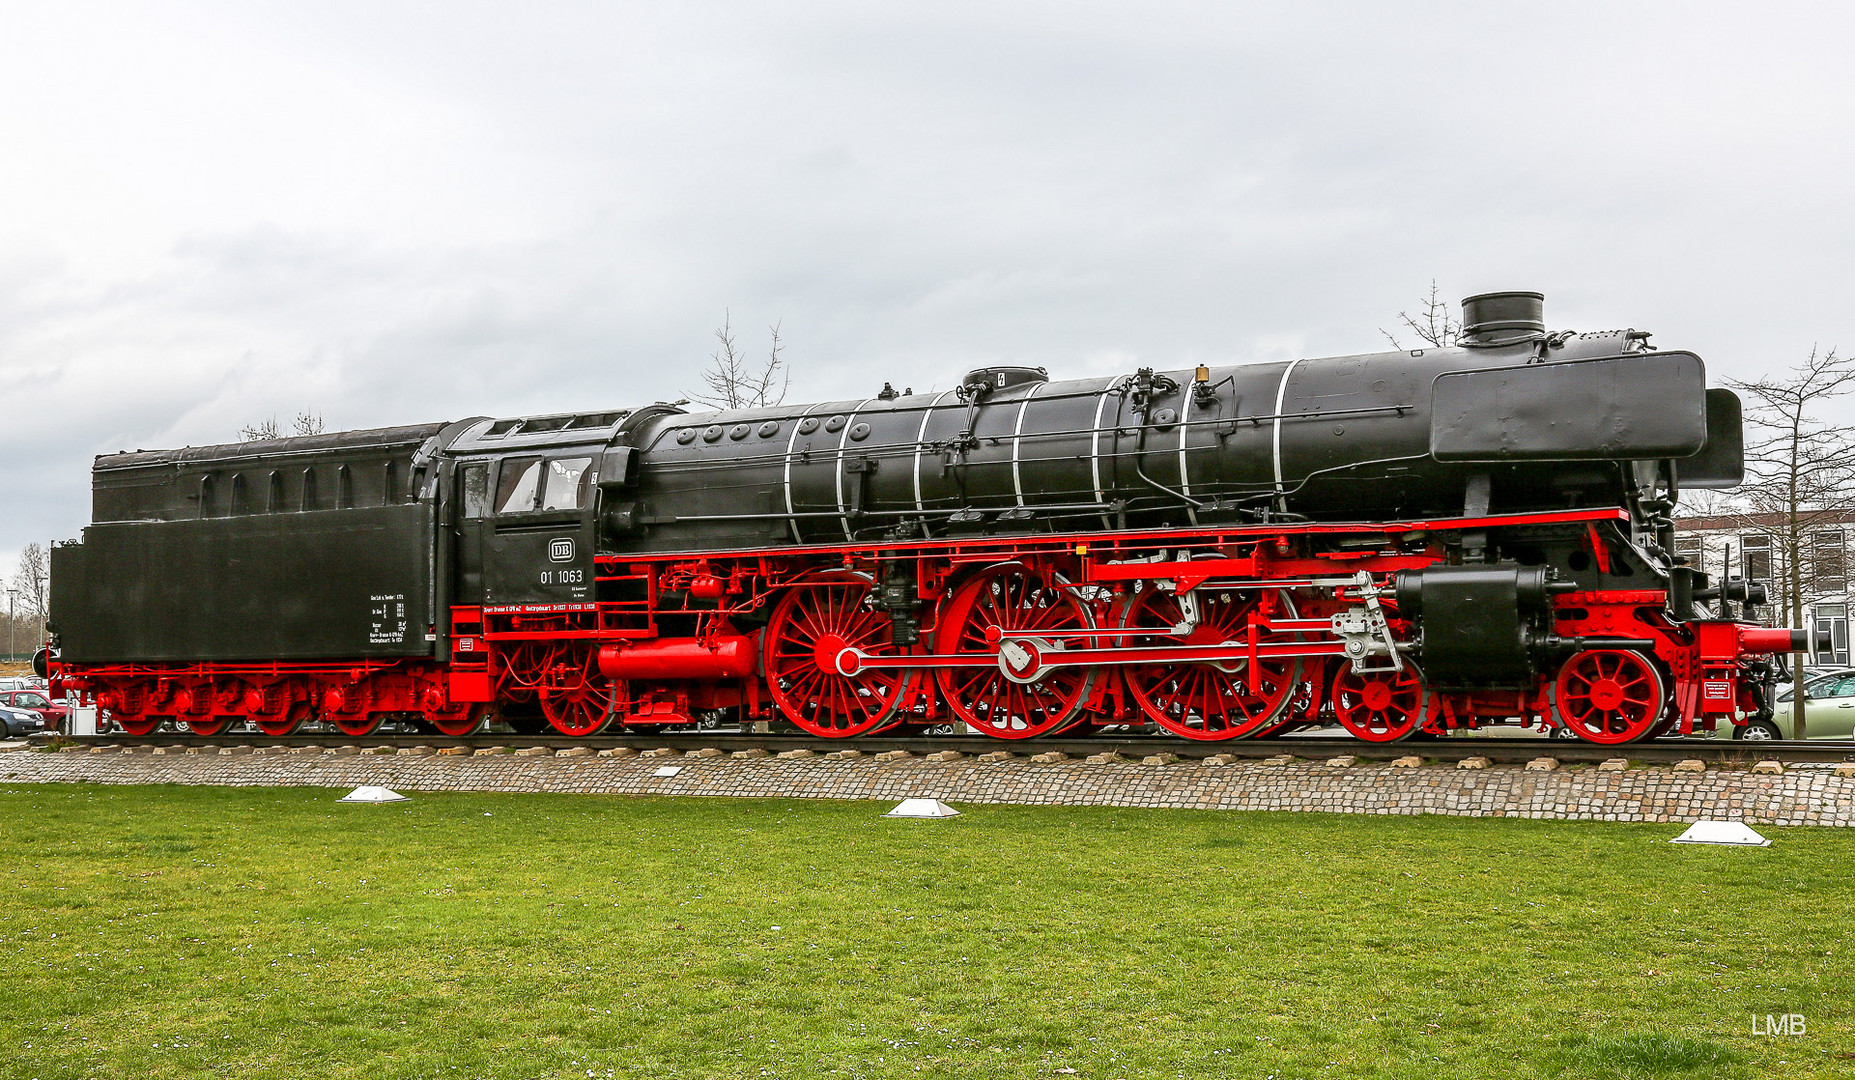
35, 731, 1855, 766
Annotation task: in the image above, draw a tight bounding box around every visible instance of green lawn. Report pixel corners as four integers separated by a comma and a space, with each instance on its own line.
1, 785, 1850, 1079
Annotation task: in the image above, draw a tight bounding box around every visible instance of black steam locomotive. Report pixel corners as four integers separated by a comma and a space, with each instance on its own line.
46, 292, 1799, 744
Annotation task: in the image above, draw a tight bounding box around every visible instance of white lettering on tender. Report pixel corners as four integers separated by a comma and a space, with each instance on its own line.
368, 592, 409, 645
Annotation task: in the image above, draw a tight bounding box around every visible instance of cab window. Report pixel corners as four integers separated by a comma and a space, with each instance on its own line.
460, 463, 490, 518
495, 458, 543, 514
541, 457, 594, 511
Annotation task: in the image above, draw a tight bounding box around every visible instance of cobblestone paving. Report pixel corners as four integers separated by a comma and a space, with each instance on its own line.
3, 746, 1854, 825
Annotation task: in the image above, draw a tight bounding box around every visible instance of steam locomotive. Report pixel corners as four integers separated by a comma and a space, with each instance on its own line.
45, 291, 1803, 744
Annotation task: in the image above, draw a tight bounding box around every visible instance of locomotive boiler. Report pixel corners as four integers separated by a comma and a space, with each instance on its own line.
45, 292, 1802, 745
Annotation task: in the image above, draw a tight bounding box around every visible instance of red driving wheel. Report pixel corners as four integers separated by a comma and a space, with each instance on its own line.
934, 564, 1096, 739
1120, 588, 1299, 740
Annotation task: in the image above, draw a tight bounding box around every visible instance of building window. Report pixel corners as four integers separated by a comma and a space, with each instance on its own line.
1674, 536, 1704, 572
1814, 529, 1845, 593
1741, 534, 1772, 582
301, 468, 320, 511
267, 471, 285, 513
337, 465, 354, 509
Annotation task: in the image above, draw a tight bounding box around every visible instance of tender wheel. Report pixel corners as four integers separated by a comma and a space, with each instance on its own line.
1120, 588, 1298, 740
1735, 719, 1782, 741
537, 645, 615, 736
423, 703, 486, 737
184, 715, 235, 737
252, 699, 310, 738
1331, 664, 1429, 742
331, 713, 384, 737
1551, 649, 1667, 745
764, 578, 917, 737
115, 712, 160, 737
934, 563, 1096, 739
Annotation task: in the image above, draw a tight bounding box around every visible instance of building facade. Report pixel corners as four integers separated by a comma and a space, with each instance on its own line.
1673, 512, 1855, 666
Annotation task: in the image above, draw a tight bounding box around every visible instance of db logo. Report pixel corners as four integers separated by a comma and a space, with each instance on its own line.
548, 538, 575, 563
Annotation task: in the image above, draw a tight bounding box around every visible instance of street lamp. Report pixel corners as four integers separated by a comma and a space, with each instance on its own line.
5, 588, 15, 665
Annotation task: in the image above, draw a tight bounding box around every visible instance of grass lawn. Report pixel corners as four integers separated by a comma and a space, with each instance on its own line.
1, 784, 1851, 1079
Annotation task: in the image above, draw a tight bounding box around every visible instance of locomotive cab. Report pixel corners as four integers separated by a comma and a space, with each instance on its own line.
442, 410, 641, 613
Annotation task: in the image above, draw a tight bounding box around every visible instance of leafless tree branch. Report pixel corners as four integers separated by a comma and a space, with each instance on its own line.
1723, 345, 1855, 735
690, 312, 790, 409
1380, 280, 1461, 350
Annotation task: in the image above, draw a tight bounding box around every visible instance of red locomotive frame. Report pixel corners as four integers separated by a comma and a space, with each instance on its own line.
56, 506, 1792, 746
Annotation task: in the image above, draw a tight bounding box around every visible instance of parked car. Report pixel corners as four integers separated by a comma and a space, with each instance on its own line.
1736, 668, 1855, 740
0, 688, 67, 729
0, 705, 49, 738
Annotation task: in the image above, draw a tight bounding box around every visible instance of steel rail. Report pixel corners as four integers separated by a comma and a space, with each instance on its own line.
34, 732, 1855, 765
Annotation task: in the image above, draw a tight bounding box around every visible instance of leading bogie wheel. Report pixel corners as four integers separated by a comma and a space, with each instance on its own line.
1551, 649, 1667, 745
764, 577, 917, 737
934, 563, 1097, 739
1331, 663, 1430, 742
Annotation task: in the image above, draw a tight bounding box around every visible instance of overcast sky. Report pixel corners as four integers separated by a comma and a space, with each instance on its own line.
4, 1, 1854, 572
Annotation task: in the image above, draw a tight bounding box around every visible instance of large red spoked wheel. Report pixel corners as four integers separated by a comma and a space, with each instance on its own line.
1332, 663, 1429, 742
765, 578, 917, 737
536, 645, 615, 736
934, 564, 1096, 739
1120, 589, 1300, 740
1552, 649, 1667, 745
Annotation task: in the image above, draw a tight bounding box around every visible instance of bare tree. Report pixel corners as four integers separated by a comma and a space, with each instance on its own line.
691, 312, 789, 409
239, 417, 281, 441
240, 411, 326, 441
1381, 280, 1462, 350
1730, 346, 1855, 737
11, 543, 47, 652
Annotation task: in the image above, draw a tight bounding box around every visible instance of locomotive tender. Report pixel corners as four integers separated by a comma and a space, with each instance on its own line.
46, 292, 1803, 745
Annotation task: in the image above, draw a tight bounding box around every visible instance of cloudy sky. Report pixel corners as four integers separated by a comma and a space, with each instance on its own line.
4, 1, 1853, 571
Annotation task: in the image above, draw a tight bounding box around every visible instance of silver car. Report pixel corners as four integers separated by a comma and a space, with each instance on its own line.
1738, 669, 1855, 740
